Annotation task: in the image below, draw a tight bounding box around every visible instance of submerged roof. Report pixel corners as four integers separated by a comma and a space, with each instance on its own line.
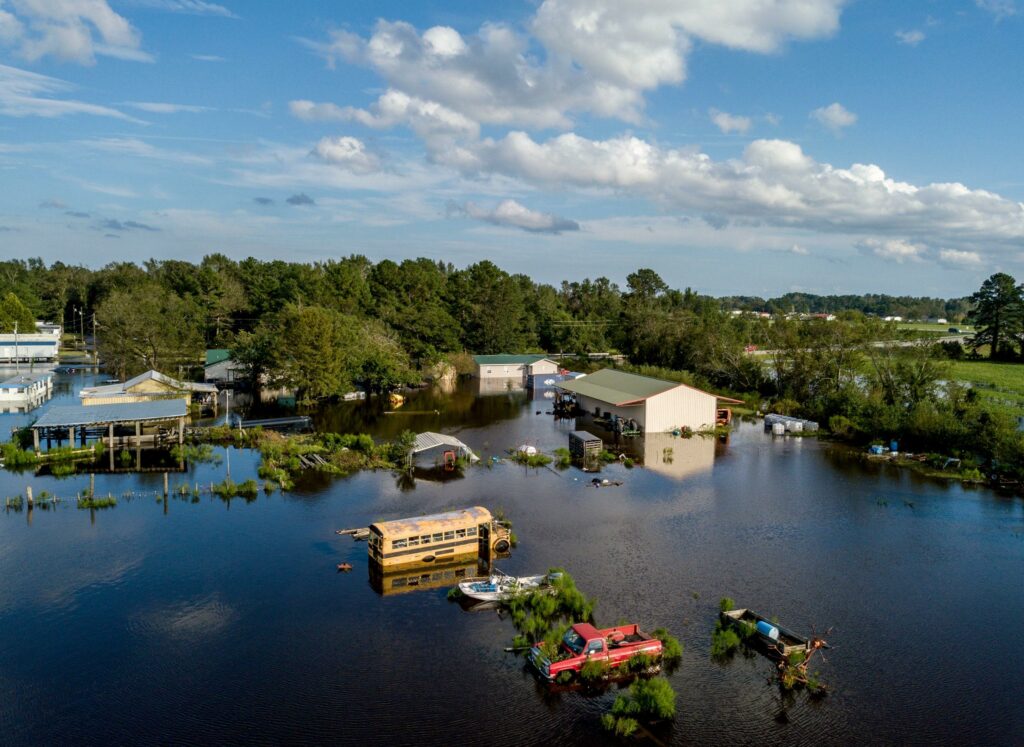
473, 354, 551, 365
80, 369, 217, 398
411, 431, 479, 460
370, 506, 492, 536
33, 398, 188, 428
205, 349, 231, 367
0, 371, 52, 388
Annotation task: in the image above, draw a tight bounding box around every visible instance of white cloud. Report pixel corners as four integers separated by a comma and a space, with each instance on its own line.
451, 199, 580, 234
0, 64, 142, 121
975, 0, 1017, 19
310, 136, 380, 174
895, 29, 925, 46
304, 2, 847, 130
709, 108, 752, 134
811, 102, 857, 133
126, 101, 210, 113
938, 248, 983, 267
436, 132, 1024, 256
79, 137, 210, 164
789, 243, 809, 255
857, 238, 926, 263
128, 0, 236, 18
0, 0, 150, 64
191, 53, 225, 62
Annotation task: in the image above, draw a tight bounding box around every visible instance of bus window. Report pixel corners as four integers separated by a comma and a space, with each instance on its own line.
432, 533, 443, 542
420, 535, 431, 544
393, 539, 408, 549
455, 529, 466, 539
407, 537, 419, 547
466, 527, 476, 537
443, 531, 455, 541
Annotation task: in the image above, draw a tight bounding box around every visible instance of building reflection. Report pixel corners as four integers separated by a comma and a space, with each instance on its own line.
368, 557, 489, 597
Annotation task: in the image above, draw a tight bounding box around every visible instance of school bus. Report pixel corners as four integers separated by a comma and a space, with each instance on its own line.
367, 506, 511, 570
368, 557, 487, 596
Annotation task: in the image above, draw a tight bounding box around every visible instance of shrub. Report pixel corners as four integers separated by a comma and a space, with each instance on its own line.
651, 628, 683, 662
718, 597, 735, 613
579, 658, 609, 682
710, 625, 741, 657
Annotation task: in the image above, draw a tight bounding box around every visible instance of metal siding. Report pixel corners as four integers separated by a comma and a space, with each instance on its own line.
645, 387, 717, 432
576, 394, 646, 431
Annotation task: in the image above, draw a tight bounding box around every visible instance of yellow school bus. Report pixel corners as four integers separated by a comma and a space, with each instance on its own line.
368, 506, 511, 570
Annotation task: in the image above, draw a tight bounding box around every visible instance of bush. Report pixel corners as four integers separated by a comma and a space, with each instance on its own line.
718, 597, 735, 613
710, 625, 741, 657
651, 628, 683, 662
579, 658, 610, 682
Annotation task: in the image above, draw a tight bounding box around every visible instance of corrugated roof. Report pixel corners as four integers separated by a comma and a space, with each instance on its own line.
33, 398, 188, 428
555, 369, 682, 405
205, 349, 231, 367
474, 354, 550, 365
370, 506, 492, 537
0, 372, 52, 388
80, 369, 217, 398
411, 431, 479, 460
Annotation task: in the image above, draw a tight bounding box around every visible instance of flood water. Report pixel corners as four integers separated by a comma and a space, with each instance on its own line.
1, 373, 1023, 745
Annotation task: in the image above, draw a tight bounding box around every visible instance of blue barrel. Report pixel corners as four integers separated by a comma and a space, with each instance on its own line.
890, 440, 899, 452
756, 620, 780, 640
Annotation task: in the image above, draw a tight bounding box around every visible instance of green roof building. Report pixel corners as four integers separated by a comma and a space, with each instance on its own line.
473, 353, 559, 382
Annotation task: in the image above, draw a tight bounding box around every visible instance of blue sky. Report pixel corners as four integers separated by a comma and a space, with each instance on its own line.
1, 0, 1022, 297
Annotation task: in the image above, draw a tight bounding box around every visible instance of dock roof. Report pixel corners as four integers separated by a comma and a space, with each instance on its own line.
33, 398, 188, 428
473, 354, 550, 365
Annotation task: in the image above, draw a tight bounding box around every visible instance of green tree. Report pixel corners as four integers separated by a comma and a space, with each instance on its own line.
0, 291, 38, 334
95, 284, 204, 379
271, 304, 350, 403
968, 272, 1023, 360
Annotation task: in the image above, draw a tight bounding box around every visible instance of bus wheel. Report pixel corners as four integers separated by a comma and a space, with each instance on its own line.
493, 539, 510, 553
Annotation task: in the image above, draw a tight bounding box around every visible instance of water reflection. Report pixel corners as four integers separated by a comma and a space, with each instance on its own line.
368, 558, 487, 596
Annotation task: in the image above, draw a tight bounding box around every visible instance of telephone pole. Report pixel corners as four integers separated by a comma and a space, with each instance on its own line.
13, 321, 18, 372
92, 313, 97, 363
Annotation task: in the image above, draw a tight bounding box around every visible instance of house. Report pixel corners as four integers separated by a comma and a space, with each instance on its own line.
79, 369, 218, 409
0, 333, 59, 362
0, 372, 53, 412
555, 368, 730, 433
204, 349, 243, 384
473, 354, 560, 381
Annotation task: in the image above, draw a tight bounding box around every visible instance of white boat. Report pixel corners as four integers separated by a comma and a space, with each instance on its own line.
457, 570, 559, 602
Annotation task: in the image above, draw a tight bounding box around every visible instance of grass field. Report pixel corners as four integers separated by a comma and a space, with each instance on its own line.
948, 359, 1024, 418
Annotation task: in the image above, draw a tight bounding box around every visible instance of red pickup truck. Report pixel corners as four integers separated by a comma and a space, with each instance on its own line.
529, 622, 663, 681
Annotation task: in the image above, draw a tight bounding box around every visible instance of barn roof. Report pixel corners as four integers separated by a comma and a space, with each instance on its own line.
555, 368, 721, 406
473, 354, 551, 365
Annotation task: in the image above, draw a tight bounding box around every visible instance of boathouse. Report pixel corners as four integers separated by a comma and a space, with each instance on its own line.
556, 369, 727, 433
30, 398, 189, 453
473, 354, 559, 381
79, 369, 217, 409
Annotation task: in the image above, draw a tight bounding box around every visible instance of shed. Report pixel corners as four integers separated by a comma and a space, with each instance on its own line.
410, 432, 480, 462
568, 430, 602, 461
556, 369, 723, 433
204, 349, 242, 383
80, 369, 217, 408
473, 354, 560, 381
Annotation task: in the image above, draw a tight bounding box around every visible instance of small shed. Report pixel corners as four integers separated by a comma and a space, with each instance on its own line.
556, 369, 727, 433
569, 430, 602, 461
473, 354, 560, 381
410, 432, 480, 464
80, 370, 217, 409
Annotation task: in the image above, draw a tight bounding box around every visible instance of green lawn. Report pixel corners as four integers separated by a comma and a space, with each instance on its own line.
948, 359, 1024, 418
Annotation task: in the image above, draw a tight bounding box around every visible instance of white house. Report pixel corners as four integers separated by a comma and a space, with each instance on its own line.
0, 333, 59, 362
473, 354, 560, 381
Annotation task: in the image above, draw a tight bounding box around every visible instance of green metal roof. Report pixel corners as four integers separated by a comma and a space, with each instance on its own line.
205, 349, 231, 367
555, 369, 684, 405
473, 354, 550, 365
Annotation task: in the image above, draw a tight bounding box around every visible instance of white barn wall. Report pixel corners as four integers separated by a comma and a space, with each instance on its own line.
527, 360, 560, 376
646, 386, 717, 432
576, 394, 646, 431
477, 363, 527, 379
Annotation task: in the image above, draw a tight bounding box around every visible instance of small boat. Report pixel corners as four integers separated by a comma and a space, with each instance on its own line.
457, 570, 560, 602
720, 608, 812, 658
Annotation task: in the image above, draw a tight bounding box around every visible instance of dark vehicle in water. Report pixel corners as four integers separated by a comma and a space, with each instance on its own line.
720, 608, 812, 659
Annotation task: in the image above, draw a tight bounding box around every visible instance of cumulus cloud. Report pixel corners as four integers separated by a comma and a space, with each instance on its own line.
789, 243, 809, 255
0, 64, 142, 121
857, 238, 925, 263
310, 136, 380, 174
304, 2, 846, 130
0, 0, 150, 64
938, 248, 983, 267
895, 29, 925, 46
449, 199, 580, 234
286, 193, 315, 206
252, 196, 274, 205
709, 108, 752, 134
811, 102, 857, 133
435, 132, 1024, 257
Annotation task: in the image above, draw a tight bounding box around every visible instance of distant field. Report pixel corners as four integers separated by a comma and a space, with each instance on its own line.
948, 359, 1024, 418
896, 322, 973, 334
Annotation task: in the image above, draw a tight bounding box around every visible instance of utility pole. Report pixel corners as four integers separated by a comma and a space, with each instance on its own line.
92, 313, 97, 363
13, 321, 18, 373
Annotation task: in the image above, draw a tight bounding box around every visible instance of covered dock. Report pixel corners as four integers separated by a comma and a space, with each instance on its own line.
31, 399, 189, 456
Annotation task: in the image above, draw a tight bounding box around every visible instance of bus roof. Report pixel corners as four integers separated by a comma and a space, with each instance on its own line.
370, 506, 492, 537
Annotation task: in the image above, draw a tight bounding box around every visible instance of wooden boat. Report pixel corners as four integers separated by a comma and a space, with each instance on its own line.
720, 608, 812, 658
457, 570, 559, 602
